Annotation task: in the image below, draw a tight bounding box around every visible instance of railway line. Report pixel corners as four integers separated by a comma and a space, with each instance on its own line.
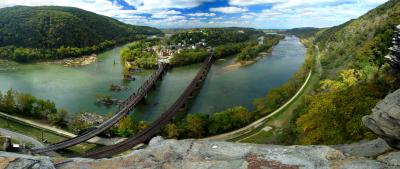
83, 54, 213, 159
31, 63, 168, 154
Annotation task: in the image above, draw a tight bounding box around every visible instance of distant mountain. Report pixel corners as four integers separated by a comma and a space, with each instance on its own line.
170, 27, 264, 46
284, 27, 322, 38
314, 0, 400, 75
0, 6, 162, 61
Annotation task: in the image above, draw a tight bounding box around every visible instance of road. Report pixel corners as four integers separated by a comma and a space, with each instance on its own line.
0, 112, 125, 146
0, 128, 44, 149
203, 44, 322, 141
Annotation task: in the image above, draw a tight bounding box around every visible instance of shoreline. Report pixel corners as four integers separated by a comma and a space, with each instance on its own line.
223, 52, 269, 70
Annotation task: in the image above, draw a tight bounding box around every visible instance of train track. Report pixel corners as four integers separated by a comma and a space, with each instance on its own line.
83, 54, 214, 159
31, 63, 168, 154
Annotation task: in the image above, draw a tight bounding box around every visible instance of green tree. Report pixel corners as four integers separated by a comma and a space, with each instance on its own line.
116, 116, 136, 137
184, 114, 207, 138
163, 123, 180, 139
3, 89, 16, 113
137, 121, 149, 132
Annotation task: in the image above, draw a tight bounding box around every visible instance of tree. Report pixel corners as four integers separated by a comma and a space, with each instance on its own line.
116, 116, 136, 137
163, 123, 179, 139
16, 92, 35, 115
48, 108, 67, 125
137, 121, 148, 132
0, 91, 3, 109
184, 114, 207, 138
3, 89, 16, 113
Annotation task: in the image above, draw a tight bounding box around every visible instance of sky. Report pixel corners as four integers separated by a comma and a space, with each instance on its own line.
0, 0, 390, 29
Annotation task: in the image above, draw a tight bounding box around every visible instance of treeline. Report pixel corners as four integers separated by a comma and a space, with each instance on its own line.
237, 34, 284, 61
161, 106, 256, 139
170, 34, 284, 66
170, 27, 264, 46
120, 39, 160, 69
253, 41, 312, 116
69, 112, 149, 137
170, 48, 209, 66
0, 38, 144, 62
0, 89, 67, 126
0, 6, 162, 62
284, 28, 321, 39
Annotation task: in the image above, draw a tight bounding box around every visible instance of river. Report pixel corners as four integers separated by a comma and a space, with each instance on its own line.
0, 36, 306, 122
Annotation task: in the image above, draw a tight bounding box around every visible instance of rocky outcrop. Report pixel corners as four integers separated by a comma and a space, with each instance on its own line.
386, 25, 400, 71
0, 137, 399, 169
363, 89, 400, 150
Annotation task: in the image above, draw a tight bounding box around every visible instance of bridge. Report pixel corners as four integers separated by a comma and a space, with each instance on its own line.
82, 54, 213, 159
31, 63, 168, 154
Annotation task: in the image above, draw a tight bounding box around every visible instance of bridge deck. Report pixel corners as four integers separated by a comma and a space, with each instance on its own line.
31, 63, 167, 154
83, 54, 213, 159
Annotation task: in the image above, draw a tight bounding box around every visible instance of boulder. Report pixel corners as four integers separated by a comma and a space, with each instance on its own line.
362, 89, 400, 150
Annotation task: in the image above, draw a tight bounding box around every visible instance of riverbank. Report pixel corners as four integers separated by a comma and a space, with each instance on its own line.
202, 37, 317, 141
233, 41, 322, 143
223, 52, 269, 70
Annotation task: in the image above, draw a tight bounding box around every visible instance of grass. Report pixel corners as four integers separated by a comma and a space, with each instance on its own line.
0, 116, 100, 156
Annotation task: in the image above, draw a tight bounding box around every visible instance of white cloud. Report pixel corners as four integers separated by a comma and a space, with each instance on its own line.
187, 12, 216, 17
230, 0, 287, 6
209, 6, 248, 13
152, 10, 182, 18
124, 0, 213, 11
0, 0, 391, 29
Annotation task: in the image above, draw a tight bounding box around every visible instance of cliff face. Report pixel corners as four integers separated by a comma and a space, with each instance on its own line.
0, 136, 399, 169
363, 89, 400, 150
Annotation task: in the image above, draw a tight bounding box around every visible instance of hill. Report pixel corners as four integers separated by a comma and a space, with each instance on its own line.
0, 6, 162, 62
170, 27, 264, 46
278, 0, 400, 145
284, 27, 322, 38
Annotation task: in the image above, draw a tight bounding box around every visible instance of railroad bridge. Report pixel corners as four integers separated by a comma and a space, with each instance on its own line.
31, 54, 213, 156
31, 63, 168, 154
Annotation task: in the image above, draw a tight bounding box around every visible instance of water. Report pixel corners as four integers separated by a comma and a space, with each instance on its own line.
0, 36, 306, 122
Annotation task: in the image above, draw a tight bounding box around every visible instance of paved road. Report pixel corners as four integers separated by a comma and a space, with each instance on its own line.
0, 112, 125, 146
204, 44, 322, 142
0, 128, 44, 149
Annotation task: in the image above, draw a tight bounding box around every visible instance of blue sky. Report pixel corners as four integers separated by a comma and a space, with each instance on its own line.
0, 0, 389, 29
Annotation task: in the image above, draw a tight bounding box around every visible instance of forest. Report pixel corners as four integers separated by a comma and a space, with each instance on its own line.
0, 6, 162, 62
170, 27, 264, 46
120, 39, 160, 69
271, 0, 400, 145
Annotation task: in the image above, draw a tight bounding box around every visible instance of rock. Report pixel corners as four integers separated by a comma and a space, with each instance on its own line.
332, 138, 392, 157
377, 151, 400, 166
0, 137, 399, 169
0, 152, 55, 169
338, 158, 391, 169
49, 137, 388, 169
362, 89, 400, 150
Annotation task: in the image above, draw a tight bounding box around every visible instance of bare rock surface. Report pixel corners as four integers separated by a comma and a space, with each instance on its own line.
332, 138, 392, 158
363, 89, 400, 150
0, 136, 399, 169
